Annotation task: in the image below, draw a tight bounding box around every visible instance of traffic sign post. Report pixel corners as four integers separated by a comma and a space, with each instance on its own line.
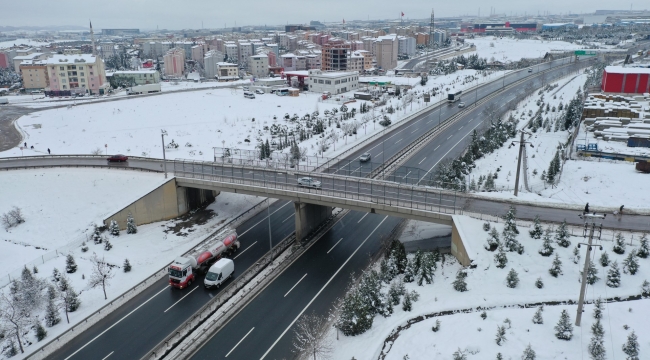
105, 144, 107, 155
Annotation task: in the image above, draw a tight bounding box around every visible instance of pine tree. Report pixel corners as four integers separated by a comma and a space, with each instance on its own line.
502, 206, 521, 252
481, 311, 487, 320
496, 353, 503, 360
495, 325, 507, 345
104, 240, 113, 251
388, 281, 403, 305
65, 285, 81, 313
33, 265, 38, 274
7, 340, 17, 357
622, 331, 640, 360
642, 280, 650, 297
535, 277, 544, 289
593, 297, 604, 320
403, 258, 415, 283
600, 251, 610, 267
92, 225, 103, 244
494, 245, 508, 269
637, 234, 649, 258
35, 320, 47, 341
572, 246, 581, 264
389, 240, 408, 274
417, 253, 435, 286
52, 268, 61, 283
483, 221, 491, 232
554, 310, 574, 340
44, 296, 60, 327
402, 292, 412, 311
588, 319, 606, 360
529, 216, 543, 239
539, 227, 555, 256
623, 250, 639, 275
47, 284, 57, 301
336, 288, 373, 336
485, 227, 501, 251
413, 249, 423, 275
452, 348, 467, 360
65, 254, 77, 274
109, 220, 120, 236
549, 253, 563, 277
126, 214, 137, 234
555, 220, 571, 247
532, 305, 544, 324
453, 270, 468, 292
607, 261, 621, 288
583, 260, 599, 285
522, 344, 536, 360
506, 268, 519, 288
613, 232, 626, 255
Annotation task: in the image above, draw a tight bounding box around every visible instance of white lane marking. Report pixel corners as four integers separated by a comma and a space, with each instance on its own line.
233, 241, 257, 260
459, 126, 464, 130
101, 351, 114, 360
447, 135, 453, 140
375, 151, 383, 158
468, 118, 473, 122
357, 213, 369, 223
403, 171, 411, 179
164, 286, 199, 313
260, 216, 389, 360
418, 157, 426, 165
282, 213, 294, 223
63, 285, 169, 360
284, 273, 308, 297
238, 202, 291, 237
434, 145, 440, 151
395, 138, 402, 144
417, 121, 483, 185
411, 128, 419, 133
226, 327, 255, 357
327, 238, 344, 254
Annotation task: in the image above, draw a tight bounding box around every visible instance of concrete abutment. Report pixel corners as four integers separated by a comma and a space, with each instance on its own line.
294, 202, 333, 241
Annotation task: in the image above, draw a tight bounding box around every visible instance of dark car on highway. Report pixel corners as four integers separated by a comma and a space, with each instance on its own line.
107, 154, 128, 162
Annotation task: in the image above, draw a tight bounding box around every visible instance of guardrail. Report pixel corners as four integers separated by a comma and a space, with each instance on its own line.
0, 154, 164, 162
26, 197, 273, 360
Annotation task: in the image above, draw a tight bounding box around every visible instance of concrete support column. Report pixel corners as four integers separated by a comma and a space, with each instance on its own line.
450, 218, 472, 267
294, 202, 333, 241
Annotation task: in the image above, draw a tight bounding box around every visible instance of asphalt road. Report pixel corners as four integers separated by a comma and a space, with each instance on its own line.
44, 199, 296, 360
0, 106, 33, 152
398, 46, 468, 70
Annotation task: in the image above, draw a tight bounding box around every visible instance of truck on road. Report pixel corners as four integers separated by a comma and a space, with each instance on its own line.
168, 231, 240, 289
126, 83, 161, 95
447, 91, 462, 104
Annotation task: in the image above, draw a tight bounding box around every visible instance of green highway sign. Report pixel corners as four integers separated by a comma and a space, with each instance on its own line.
575, 50, 597, 56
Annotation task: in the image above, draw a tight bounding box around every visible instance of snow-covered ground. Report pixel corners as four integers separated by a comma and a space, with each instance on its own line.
0, 168, 166, 278
0, 39, 65, 49
1, 69, 507, 162
326, 215, 650, 360
466, 37, 587, 62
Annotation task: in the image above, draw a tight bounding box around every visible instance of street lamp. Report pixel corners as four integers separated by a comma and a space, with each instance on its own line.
267, 198, 272, 252
161, 130, 168, 179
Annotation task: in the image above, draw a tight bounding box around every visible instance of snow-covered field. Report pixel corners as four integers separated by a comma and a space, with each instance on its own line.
466, 37, 586, 62
1, 69, 507, 162
0, 39, 60, 49
0, 168, 166, 277
326, 215, 650, 360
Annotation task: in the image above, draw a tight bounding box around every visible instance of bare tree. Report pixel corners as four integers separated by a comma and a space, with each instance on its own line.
292, 312, 332, 360
88, 253, 115, 300
0, 293, 29, 354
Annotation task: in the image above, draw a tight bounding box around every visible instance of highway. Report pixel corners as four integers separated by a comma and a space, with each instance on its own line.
5, 55, 631, 359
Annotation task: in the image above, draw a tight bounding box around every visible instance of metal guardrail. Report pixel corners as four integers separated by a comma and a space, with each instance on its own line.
26, 197, 273, 360
0, 154, 164, 162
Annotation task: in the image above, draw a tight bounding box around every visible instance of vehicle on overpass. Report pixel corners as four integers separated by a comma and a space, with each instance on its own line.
458, 102, 466, 108
447, 91, 462, 104
107, 154, 128, 162
169, 231, 239, 289
359, 153, 371, 162
297, 177, 322, 189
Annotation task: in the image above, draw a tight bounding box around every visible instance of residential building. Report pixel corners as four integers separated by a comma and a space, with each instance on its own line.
204, 50, 225, 79
177, 42, 194, 59
415, 32, 430, 46
375, 34, 398, 70
248, 54, 269, 78
102, 29, 140, 35
191, 45, 206, 65
433, 29, 447, 45
110, 70, 160, 85
225, 44, 238, 63
20, 60, 49, 90
397, 36, 416, 57
99, 43, 115, 59
362, 37, 376, 55
307, 69, 359, 94
322, 40, 350, 71
216, 62, 238, 81
238, 42, 253, 67
12, 53, 46, 73
163, 48, 185, 78
305, 54, 321, 70
45, 54, 108, 94
348, 52, 365, 73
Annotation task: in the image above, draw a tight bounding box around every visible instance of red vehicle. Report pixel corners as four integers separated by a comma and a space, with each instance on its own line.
107, 154, 128, 162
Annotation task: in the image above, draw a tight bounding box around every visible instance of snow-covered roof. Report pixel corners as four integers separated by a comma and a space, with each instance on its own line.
44, 54, 98, 65
216, 62, 237, 66
605, 66, 650, 74
251, 54, 268, 58
112, 70, 158, 75
12, 53, 43, 60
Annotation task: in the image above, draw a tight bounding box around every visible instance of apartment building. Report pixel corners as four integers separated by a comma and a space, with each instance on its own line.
20, 60, 49, 90
12, 53, 47, 73
348, 52, 364, 73
224, 44, 238, 63
248, 54, 269, 78
163, 48, 185, 78
305, 54, 321, 70
238, 42, 253, 67
110, 70, 160, 85
215, 62, 238, 81
321, 40, 350, 71
415, 33, 430, 46
45, 54, 108, 94
375, 34, 398, 70
307, 69, 359, 94
362, 37, 376, 55
204, 50, 225, 79
397, 36, 416, 57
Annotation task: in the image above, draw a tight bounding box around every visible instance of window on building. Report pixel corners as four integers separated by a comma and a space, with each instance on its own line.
59, 66, 64, 70
81, 79, 85, 82
79, 66, 83, 69
90, 72, 94, 75
80, 72, 84, 76
62, 85, 67, 89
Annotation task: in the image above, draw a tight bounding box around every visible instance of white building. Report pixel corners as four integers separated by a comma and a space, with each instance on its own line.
216, 62, 239, 81
307, 69, 359, 95
375, 34, 398, 70
224, 44, 238, 63
238, 42, 253, 67
248, 54, 269, 78
397, 36, 416, 57
204, 50, 225, 79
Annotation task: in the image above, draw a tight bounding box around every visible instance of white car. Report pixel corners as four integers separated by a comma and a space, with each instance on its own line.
359, 153, 371, 162
255, 89, 264, 95
458, 102, 465, 108
297, 177, 322, 189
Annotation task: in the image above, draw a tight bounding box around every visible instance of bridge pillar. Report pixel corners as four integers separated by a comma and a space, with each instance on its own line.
450, 217, 473, 267
294, 202, 332, 242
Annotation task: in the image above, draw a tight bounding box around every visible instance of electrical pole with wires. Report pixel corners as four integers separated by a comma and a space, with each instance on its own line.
575, 213, 605, 326
508, 130, 534, 196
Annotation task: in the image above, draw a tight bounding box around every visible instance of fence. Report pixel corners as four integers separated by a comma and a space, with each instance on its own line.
26, 197, 272, 360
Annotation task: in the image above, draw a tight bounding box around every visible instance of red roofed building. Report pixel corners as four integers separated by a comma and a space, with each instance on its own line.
601, 66, 650, 94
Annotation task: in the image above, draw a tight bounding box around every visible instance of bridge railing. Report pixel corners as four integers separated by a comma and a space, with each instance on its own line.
173, 159, 460, 215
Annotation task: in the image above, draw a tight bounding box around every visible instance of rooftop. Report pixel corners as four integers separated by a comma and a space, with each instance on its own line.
605, 66, 650, 74
44, 54, 98, 65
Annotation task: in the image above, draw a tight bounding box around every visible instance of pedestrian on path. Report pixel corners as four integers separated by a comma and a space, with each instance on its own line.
47, 148, 50, 154
584, 203, 589, 214
24, 142, 27, 147
620, 205, 624, 214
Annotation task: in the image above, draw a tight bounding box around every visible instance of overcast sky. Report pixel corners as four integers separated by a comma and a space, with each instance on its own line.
3, 0, 649, 29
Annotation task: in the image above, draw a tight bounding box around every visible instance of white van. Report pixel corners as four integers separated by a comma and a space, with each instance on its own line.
244, 91, 255, 99
204, 258, 234, 288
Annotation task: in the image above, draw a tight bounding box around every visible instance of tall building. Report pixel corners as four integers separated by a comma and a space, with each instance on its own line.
20, 60, 49, 90
248, 54, 269, 78
204, 50, 225, 79
163, 48, 185, 78
397, 36, 416, 57
321, 40, 350, 71
45, 54, 107, 94
375, 34, 398, 70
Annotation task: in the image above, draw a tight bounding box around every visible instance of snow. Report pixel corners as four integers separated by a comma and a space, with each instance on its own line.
465, 37, 585, 62
1, 69, 508, 163
326, 215, 650, 360
0, 39, 56, 49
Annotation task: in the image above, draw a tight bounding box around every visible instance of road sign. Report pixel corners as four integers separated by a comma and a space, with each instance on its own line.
574, 50, 597, 56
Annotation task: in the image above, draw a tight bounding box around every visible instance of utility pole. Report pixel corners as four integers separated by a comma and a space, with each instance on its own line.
509, 130, 534, 196
575, 214, 605, 326
161, 130, 168, 179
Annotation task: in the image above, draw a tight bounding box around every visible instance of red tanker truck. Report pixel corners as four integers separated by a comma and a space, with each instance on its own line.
168, 231, 239, 289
